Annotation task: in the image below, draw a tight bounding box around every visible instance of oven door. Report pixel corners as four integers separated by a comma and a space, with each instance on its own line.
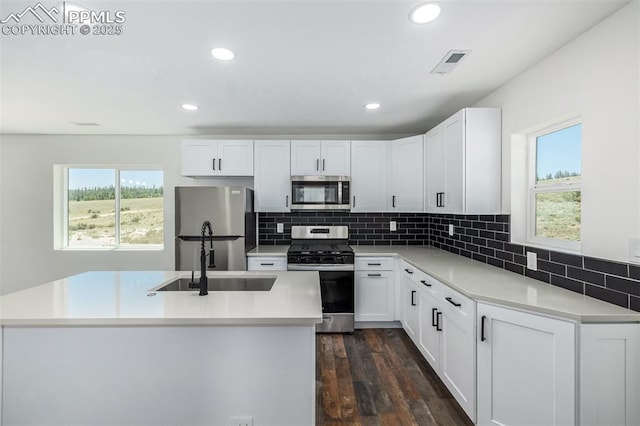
317, 270, 354, 333
290, 176, 350, 210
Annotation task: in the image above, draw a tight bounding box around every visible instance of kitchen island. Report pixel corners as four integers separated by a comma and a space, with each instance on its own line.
0, 270, 322, 426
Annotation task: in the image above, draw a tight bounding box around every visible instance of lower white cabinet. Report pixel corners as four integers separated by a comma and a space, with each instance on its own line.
580, 323, 639, 426
247, 256, 287, 271
401, 272, 421, 341
355, 257, 395, 322
477, 303, 576, 426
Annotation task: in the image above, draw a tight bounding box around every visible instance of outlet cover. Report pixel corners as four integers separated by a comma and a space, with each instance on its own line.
390, 221, 397, 232
526, 251, 537, 271
448, 224, 454, 236
276, 223, 284, 233
231, 416, 253, 426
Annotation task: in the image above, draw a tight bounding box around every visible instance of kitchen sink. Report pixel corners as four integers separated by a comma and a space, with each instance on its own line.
153, 276, 276, 292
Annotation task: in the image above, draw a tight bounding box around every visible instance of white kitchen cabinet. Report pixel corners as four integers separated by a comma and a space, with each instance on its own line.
355, 257, 395, 322
254, 140, 291, 212
181, 139, 254, 177
477, 303, 576, 426
390, 135, 424, 212
400, 263, 421, 342
350, 141, 390, 212
247, 256, 287, 271
580, 323, 639, 426
290, 140, 350, 176
425, 108, 501, 214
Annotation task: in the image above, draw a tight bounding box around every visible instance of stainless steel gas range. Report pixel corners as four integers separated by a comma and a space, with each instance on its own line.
287, 225, 354, 333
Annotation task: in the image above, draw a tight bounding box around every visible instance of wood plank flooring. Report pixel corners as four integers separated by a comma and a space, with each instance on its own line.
316, 328, 474, 426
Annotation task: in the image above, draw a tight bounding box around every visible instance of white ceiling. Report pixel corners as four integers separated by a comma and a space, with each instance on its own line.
0, 0, 629, 136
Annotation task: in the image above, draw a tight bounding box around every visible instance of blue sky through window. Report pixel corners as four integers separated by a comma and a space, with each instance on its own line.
68, 169, 163, 189
536, 123, 582, 179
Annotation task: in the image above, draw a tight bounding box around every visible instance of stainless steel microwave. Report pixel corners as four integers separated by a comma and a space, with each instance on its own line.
290, 176, 351, 210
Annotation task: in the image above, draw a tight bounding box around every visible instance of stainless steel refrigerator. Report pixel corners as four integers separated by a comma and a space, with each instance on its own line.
175, 186, 256, 271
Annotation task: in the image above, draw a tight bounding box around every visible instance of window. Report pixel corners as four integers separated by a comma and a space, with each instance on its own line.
528, 120, 582, 251
61, 167, 164, 249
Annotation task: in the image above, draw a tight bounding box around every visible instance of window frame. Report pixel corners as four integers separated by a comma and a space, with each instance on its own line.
55, 165, 164, 251
526, 118, 582, 252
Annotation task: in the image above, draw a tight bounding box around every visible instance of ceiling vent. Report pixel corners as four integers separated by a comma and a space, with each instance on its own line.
431, 50, 472, 75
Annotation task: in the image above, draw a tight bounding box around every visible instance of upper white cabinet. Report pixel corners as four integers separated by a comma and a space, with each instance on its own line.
477, 303, 576, 426
181, 139, 254, 177
254, 140, 291, 212
291, 140, 350, 176
350, 141, 389, 212
425, 108, 501, 214
390, 135, 424, 212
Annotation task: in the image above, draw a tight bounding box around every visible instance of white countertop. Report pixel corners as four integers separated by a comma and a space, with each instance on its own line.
0, 270, 322, 327
249, 244, 640, 323
353, 246, 640, 323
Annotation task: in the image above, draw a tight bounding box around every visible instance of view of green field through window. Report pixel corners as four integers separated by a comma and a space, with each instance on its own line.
67, 169, 164, 248
534, 123, 582, 242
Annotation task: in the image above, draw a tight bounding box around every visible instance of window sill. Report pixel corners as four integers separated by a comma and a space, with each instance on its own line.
55, 246, 164, 252
513, 239, 581, 256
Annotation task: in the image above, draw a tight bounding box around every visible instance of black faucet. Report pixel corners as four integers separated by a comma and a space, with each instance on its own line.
199, 220, 214, 296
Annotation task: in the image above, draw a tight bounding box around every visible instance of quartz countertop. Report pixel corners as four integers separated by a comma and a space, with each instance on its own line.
0, 270, 322, 327
352, 246, 640, 323
246, 245, 289, 256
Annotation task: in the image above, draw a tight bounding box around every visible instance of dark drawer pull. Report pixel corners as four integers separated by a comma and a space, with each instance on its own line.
367, 273, 381, 277
368, 263, 382, 266
432, 308, 438, 327
260, 263, 274, 266
436, 311, 442, 331
445, 297, 462, 307
420, 279, 431, 287
481, 315, 487, 342
411, 290, 416, 306
404, 269, 413, 274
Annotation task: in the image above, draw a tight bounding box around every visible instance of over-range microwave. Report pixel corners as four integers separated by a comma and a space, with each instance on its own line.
290, 176, 351, 210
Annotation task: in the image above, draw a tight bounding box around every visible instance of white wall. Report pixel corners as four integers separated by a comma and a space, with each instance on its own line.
475, 0, 640, 263
0, 135, 252, 295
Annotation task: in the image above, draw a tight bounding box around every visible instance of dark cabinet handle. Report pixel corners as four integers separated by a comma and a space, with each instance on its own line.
436, 311, 442, 331
316, 159, 319, 171
368, 273, 381, 277
436, 192, 439, 207
445, 297, 462, 307
286, 195, 289, 207
260, 263, 274, 266
352, 195, 355, 208
420, 279, 432, 287
368, 263, 381, 266
404, 269, 413, 274
481, 315, 487, 342
219, 158, 222, 170
212, 158, 216, 170
411, 290, 416, 306
432, 308, 438, 327
392, 195, 396, 208
322, 159, 325, 171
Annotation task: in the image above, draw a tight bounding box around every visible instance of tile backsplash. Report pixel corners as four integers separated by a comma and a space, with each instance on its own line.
257, 212, 640, 311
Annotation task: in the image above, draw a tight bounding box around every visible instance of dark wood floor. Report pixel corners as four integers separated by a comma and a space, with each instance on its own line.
316, 328, 474, 426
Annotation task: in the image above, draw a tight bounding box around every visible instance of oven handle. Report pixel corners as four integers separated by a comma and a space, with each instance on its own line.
287, 264, 355, 272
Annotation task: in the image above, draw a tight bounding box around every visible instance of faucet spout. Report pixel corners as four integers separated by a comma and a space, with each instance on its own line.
199, 220, 213, 296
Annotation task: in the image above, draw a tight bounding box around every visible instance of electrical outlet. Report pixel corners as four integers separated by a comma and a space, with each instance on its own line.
276, 223, 284, 233
230, 416, 253, 426
389, 221, 397, 231
526, 251, 537, 271
448, 224, 454, 236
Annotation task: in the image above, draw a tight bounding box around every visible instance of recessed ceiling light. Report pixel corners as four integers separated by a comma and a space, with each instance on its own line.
365, 103, 381, 110
409, 3, 441, 24
72, 122, 100, 126
211, 48, 235, 61
182, 104, 199, 111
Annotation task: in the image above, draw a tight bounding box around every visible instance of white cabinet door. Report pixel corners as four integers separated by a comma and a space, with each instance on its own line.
425, 127, 445, 212
217, 140, 254, 176
355, 270, 394, 322
254, 140, 291, 212
402, 277, 420, 342
477, 303, 576, 426
390, 135, 424, 212
181, 139, 218, 176
580, 323, 639, 426
442, 111, 464, 213
291, 141, 350, 176
321, 140, 350, 175
247, 256, 287, 271
418, 290, 441, 368
291, 140, 321, 175
350, 141, 389, 212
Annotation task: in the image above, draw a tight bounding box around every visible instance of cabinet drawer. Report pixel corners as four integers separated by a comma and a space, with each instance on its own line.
247, 257, 287, 271
355, 257, 394, 271
441, 286, 475, 328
